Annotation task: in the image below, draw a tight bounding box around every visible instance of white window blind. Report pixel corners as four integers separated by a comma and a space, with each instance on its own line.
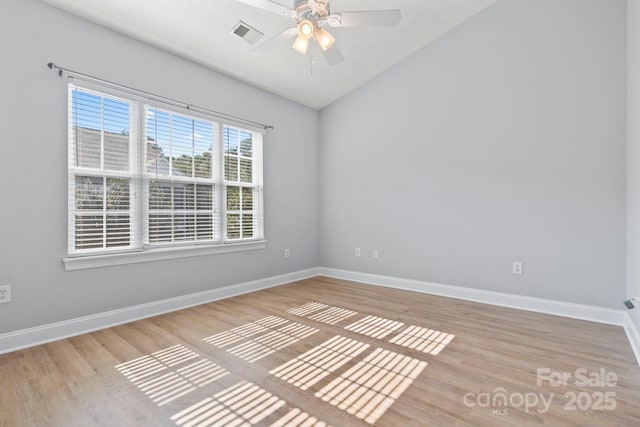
68, 82, 264, 258
145, 107, 219, 245
224, 125, 263, 241
68, 86, 136, 253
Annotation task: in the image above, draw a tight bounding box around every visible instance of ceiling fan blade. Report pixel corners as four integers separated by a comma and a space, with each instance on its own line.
250, 27, 297, 51
335, 10, 402, 27
322, 44, 344, 66
234, 0, 288, 15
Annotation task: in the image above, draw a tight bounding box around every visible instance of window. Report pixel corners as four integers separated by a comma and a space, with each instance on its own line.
69, 90, 135, 251
67, 82, 264, 265
224, 126, 259, 240
145, 108, 217, 244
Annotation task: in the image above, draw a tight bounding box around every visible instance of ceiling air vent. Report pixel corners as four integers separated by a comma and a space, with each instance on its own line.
230, 21, 264, 45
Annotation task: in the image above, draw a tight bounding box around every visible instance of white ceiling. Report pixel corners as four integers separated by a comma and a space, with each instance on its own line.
40, 0, 497, 109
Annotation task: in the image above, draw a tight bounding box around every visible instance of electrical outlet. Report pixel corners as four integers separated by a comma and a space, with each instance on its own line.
512, 262, 523, 275
373, 250, 379, 259
0, 285, 11, 304
355, 248, 361, 257
284, 248, 290, 259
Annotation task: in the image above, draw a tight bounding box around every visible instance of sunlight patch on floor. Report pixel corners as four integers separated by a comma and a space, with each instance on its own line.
315, 348, 427, 424
115, 345, 229, 406
308, 307, 358, 325
270, 408, 332, 427
171, 381, 285, 427
204, 316, 288, 348
288, 302, 328, 317
270, 335, 369, 390
389, 326, 455, 355
203, 316, 318, 363
288, 302, 358, 325
344, 315, 404, 339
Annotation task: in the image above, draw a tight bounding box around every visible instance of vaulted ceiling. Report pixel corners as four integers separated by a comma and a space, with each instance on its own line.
40, 0, 497, 109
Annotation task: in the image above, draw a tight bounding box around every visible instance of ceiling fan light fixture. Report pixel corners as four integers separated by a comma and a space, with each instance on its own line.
297, 19, 314, 39
315, 28, 335, 51
292, 35, 310, 54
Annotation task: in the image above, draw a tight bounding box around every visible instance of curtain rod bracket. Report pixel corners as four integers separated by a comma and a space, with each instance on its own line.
47, 62, 63, 77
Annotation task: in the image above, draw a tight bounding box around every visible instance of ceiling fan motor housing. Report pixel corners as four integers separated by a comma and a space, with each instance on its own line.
295, 0, 330, 20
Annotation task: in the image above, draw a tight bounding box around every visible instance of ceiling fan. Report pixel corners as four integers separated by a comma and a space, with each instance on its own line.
235, 0, 402, 65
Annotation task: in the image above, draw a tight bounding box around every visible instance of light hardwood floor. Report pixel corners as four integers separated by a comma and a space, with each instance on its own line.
1, 276, 639, 426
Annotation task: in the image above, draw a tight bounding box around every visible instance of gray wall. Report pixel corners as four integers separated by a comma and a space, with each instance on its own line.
0, 0, 632, 337
0, 0, 320, 333
320, 0, 627, 309
628, 0, 640, 327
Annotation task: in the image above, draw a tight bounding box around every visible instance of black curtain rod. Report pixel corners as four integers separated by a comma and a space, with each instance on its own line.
47, 62, 274, 131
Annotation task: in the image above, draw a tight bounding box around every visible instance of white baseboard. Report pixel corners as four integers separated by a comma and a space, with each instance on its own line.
624, 312, 640, 366
0, 268, 320, 355
318, 267, 625, 326
1, 266, 632, 362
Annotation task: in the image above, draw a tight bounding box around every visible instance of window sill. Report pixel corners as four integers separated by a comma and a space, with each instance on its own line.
63, 240, 267, 271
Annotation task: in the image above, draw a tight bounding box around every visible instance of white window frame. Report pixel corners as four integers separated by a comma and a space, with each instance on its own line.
64, 81, 265, 271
